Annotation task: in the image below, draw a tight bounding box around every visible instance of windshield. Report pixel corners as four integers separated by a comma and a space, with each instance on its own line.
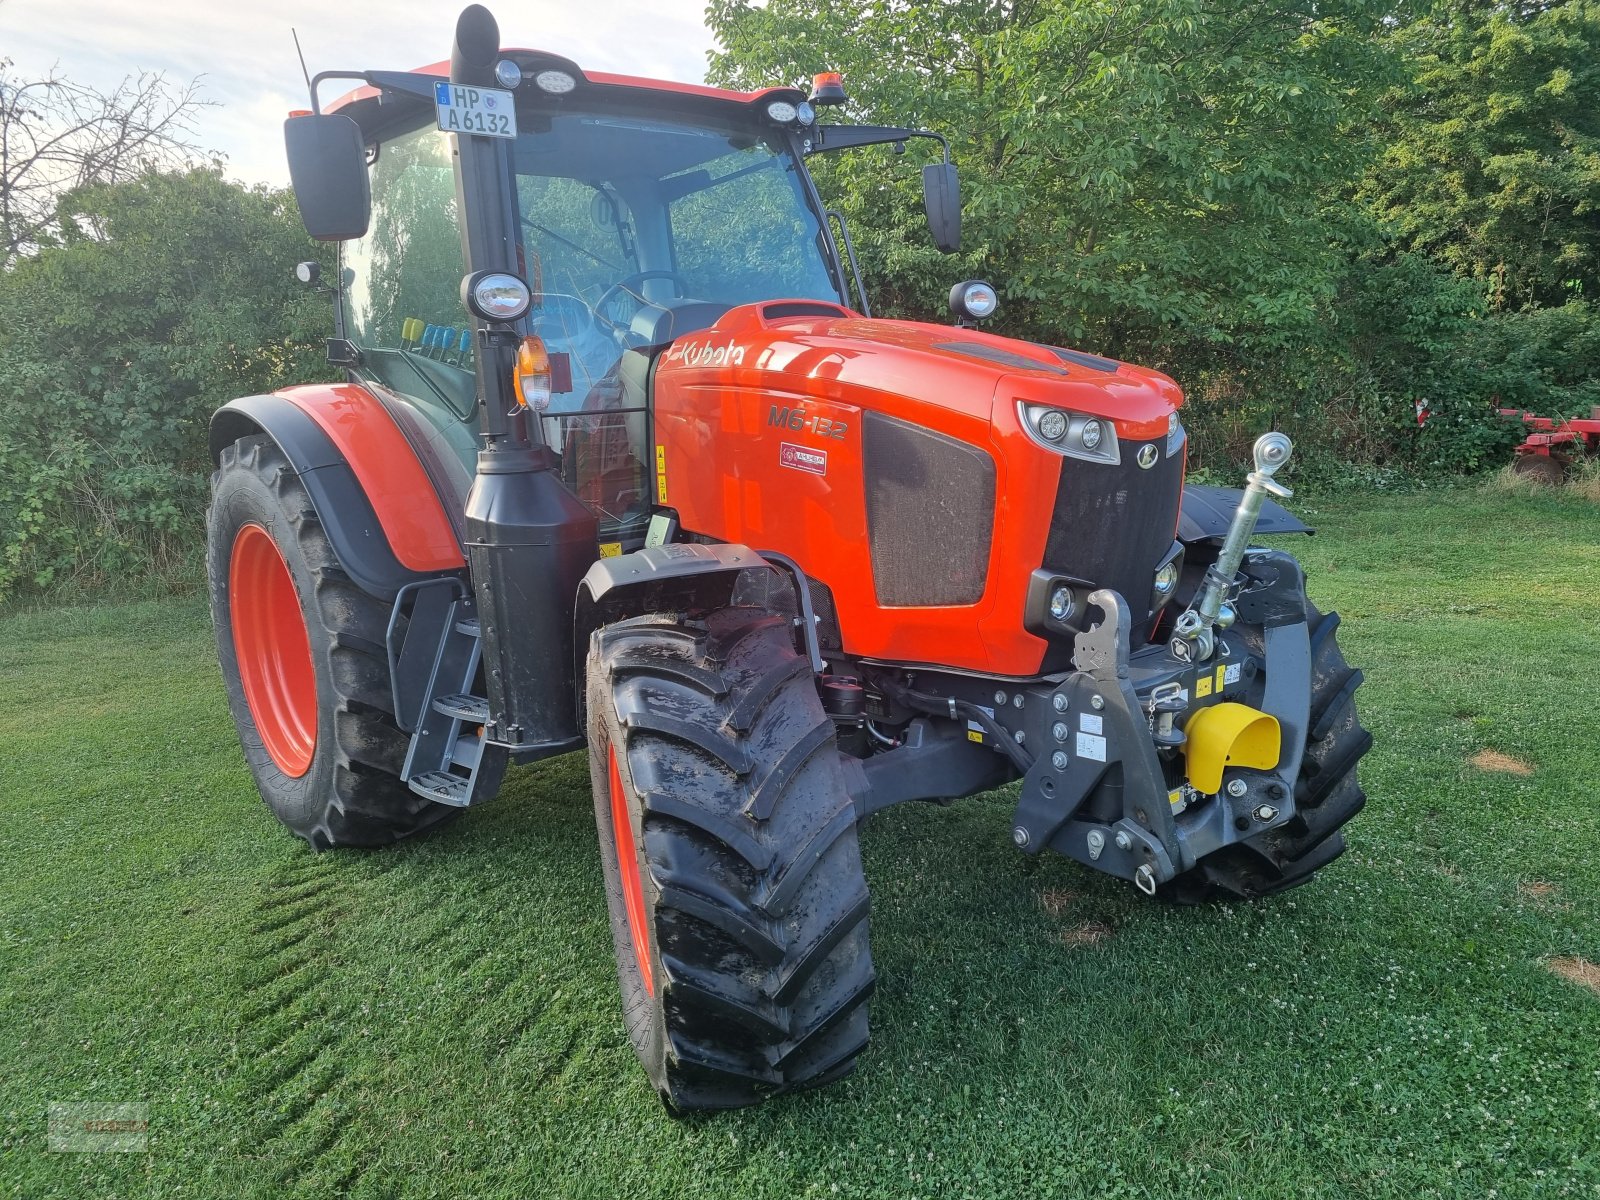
513, 111, 841, 395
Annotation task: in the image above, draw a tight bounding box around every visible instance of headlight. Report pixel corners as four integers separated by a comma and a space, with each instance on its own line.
1153, 561, 1179, 599
1167, 410, 1185, 457
948, 279, 998, 323
461, 270, 532, 322
766, 99, 798, 124
795, 101, 816, 125
1048, 585, 1075, 622
1018, 402, 1121, 464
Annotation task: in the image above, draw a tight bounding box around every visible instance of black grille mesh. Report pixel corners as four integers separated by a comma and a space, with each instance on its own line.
863, 412, 996, 606
1042, 438, 1183, 631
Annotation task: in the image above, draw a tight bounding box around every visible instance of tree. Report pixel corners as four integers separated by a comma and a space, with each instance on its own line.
0, 60, 209, 265
707, 0, 1397, 364
1360, 0, 1600, 311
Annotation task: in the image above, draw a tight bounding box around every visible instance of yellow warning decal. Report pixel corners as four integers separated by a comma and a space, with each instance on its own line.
1216, 664, 1229, 692
598, 542, 622, 558
655, 444, 668, 502
1169, 788, 1185, 810
968, 729, 985, 744
1195, 674, 1214, 698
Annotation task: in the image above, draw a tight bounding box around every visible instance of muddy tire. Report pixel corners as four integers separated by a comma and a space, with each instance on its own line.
1162, 605, 1371, 903
587, 608, 875, 1111
208, 435, 460, 849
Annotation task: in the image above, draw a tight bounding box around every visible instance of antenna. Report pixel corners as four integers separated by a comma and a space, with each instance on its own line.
291, 28, 313, 97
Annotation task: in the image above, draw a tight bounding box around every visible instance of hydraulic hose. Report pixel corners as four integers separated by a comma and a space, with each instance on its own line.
885, 683, 1035, 774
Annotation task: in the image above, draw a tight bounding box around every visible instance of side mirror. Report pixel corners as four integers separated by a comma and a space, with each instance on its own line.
922, 161, 961, 255
284, 113, 371, 242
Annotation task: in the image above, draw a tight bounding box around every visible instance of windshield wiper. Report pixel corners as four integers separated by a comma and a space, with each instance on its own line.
519, 215, 619, 272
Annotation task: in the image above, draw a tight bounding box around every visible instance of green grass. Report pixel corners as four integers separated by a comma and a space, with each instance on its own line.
3, 486, 1598, 1199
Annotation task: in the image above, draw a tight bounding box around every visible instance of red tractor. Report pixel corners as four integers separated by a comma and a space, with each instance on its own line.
207, 5, 1370, 1110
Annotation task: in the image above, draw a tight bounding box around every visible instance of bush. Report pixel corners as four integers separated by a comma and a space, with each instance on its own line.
0, 169, 329, 601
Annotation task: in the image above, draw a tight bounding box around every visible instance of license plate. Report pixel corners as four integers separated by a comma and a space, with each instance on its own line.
434, 82, 518, 139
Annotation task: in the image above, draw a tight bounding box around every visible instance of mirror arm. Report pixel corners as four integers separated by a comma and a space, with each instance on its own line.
306, 70, 371, 115
810, 124, 950, 164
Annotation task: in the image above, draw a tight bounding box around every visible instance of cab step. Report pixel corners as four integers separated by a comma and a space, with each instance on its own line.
393, 585, 507, 810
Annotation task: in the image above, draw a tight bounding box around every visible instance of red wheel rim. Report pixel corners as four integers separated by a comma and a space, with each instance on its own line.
609, 744, 654, 996
230, 523, 318, 778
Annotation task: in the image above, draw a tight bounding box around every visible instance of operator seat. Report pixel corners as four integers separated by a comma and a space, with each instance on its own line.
563, 298, 731, 522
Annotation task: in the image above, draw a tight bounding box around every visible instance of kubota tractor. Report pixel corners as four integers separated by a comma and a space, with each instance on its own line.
207, 5, 1371, 1110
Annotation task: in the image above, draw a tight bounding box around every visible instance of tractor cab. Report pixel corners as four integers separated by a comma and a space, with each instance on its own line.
319, 57, 898, 543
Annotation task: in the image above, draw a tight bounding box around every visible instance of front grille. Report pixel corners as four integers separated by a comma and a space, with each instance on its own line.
1042, 436, 1183, 638
863, 412, 995, 606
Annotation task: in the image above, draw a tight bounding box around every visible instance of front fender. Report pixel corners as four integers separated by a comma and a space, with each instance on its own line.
1177, 483, 1312, 545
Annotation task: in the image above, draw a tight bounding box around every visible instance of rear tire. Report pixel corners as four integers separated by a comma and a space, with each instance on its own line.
207, 435, 459, 849
587, 608, 875, 1111
1161, 605, 1371, 903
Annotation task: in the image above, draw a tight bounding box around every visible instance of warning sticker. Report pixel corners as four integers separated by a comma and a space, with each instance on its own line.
1079, 712, 1103, 735
1195, 674, 1214, 698
1075, 731, 1108, 762
1224, 662, 1242, 686
598, 542, 622, 558
655, 444, 668, 502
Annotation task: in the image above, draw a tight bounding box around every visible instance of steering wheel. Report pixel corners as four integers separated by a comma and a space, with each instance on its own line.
592, 269, 690, 337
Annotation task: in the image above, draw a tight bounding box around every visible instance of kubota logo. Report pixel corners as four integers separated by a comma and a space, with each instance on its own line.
666, 338, 747, 367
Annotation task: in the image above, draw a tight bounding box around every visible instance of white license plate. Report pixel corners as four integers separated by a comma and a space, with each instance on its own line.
434, 82, 518, 139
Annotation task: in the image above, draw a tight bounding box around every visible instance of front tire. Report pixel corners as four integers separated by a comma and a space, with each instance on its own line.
207, 435, 459, 849
587, 608, 875, 1111
1162, 605, 1372, 902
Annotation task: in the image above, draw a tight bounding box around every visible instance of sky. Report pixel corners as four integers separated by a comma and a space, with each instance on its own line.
0, 0, 716, 186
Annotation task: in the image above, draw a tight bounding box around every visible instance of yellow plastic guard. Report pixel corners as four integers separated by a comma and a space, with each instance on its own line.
1183, 702, 1281, 795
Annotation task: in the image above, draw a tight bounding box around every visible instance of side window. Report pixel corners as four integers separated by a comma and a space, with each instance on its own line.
342, 126, 474, 414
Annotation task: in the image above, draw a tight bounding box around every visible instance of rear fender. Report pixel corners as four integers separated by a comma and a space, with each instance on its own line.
210, 386, 464, 600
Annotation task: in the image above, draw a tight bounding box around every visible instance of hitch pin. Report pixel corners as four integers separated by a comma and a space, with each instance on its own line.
1170, 432, 1292, 662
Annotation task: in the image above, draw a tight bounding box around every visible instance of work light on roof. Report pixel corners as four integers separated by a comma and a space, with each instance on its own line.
534, 69, 576, 94
766, 100, 798, 124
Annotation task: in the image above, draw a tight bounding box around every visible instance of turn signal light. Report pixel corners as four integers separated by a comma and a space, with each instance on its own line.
513, 335, 552, 412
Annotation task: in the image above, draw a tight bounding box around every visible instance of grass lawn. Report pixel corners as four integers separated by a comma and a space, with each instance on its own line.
2, 485, 1598, 1199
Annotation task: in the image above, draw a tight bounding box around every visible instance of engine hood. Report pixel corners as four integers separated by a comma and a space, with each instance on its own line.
663, 302, 1183, 442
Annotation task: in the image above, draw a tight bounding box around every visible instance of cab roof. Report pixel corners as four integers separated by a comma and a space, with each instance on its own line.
328, 52, 802, 117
